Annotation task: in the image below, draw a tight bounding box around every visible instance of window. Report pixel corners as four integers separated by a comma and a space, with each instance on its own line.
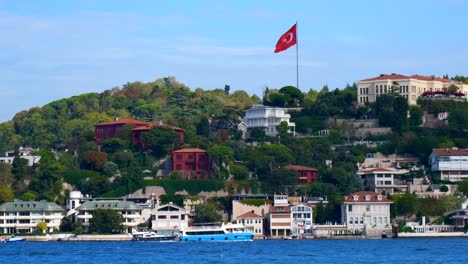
348, 205, 352, 212
170, 215, 179, 219
157, 215, 167, 219
366, 205, 370, 212
349, 217, 353, 224
176, 154, 182, 160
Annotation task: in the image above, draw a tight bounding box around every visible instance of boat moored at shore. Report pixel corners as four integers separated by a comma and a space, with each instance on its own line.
180, 222, 254, 242
132, 231, 178, 242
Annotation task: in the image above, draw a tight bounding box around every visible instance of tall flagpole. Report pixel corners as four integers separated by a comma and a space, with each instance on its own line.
296, 21, 299, 90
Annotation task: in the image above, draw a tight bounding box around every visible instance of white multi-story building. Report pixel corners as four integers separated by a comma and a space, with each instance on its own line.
75, 200, 143, 233
242, 104, 295, 136
357, 73, 468, 105
291, 204, 313, 236
0, 200, 64, 234
341, 191, 392, 236
429, 148, 468, 181
235, 211, 264, 239
151, 202, 189, 233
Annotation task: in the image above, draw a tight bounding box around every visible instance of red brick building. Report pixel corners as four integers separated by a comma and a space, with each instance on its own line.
95, 118, 148, 146
94, 118, 184, 148
283, 165, 318, 184
172, 148, 211, 179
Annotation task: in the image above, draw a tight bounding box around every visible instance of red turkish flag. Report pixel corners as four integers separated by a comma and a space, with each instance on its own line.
274, 24, 297, 53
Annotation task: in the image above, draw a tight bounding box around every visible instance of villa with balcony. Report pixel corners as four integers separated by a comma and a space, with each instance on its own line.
0, 200, 64, 234
242, 104, 295, 136
75, 200, 143, 233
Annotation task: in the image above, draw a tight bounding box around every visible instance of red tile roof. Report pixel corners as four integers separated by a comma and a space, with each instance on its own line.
173, 148, 207, 153
432, 148, 468, 156
360, 74, 464, 85
237, 212, 262, 219
284, 165, 318, 171
95, 118, 149, 127
131, 121, 184, 132
344, 191, 391, 203
360, 74, 409, 81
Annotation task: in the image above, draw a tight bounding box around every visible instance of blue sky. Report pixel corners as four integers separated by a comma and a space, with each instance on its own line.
1, 0, 467, 122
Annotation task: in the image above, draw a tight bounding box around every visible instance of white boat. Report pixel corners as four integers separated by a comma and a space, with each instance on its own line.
132, 231, 178, 242
1, 236, 26, 242
180, 222, 254, 242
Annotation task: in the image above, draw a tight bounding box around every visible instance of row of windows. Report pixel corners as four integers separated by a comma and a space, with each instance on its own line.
376, 181, 392, 185
292, 213, 311, 219
238, 219, 262, 224
157, 215, 185, 220
348, 216, 388, 225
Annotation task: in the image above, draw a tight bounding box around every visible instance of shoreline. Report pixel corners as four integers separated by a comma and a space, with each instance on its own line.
21, 232, 468, 242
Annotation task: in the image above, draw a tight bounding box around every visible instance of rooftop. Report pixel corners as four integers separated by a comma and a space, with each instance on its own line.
432, 148, 468, 156
0, 200, 64, 212
344, 191, 392, 203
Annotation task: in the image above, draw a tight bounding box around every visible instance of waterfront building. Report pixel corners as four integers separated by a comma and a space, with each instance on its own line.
150, 202, 189, 233
75, 200, 143, 233
231, 194, 270, 221
0, 200, 64, 234
268, 194, 291, 238
172, 148, 211, 179
234, 211, 264, 239
242, 104, 295, 136
291, 204, 313, 236
429, 148, 468, 181
283, 165, 318, 184
449, 199, 468, 228
341, 191, 392, 237
357, 73, 468, 105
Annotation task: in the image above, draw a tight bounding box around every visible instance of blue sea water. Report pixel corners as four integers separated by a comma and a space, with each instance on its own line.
1, 238, 467, 264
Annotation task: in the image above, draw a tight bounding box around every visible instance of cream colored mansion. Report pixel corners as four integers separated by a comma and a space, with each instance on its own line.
357, 73, 468, 105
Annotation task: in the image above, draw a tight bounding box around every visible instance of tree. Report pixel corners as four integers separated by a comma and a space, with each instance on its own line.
36, 222, 48, 234
0, 163, 14, 203
90, 209, 124, 234
439, 185, 449, 192
102, 161, 119, 176
141, 127, 178, 158
193, 203, 222, 223
409, 106, 423, 127
80, 151, 108, 170
196, 116, 210, 137
278, 86, 304, 107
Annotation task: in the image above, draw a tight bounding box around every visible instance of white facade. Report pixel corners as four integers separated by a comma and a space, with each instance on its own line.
341, 192, 392, 236
0, 201, 64, 234
291, 204, 313, 236
0, 147, 41, 166
357, 74, 468, 105
429, 148, 468, 181
151, 202, 189, 232
242, 104, 295, 136
75, 200, 143, 233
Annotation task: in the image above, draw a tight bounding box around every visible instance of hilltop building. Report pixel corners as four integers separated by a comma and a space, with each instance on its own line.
357, 73, 468, 105
0, 200, 64, 234
94, 118, 184, 148
172, 148, 211, 179
283, 165, 319, 184
429, 148, 468, 181
0, 147, 41, 166
241, 104, 295, 136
